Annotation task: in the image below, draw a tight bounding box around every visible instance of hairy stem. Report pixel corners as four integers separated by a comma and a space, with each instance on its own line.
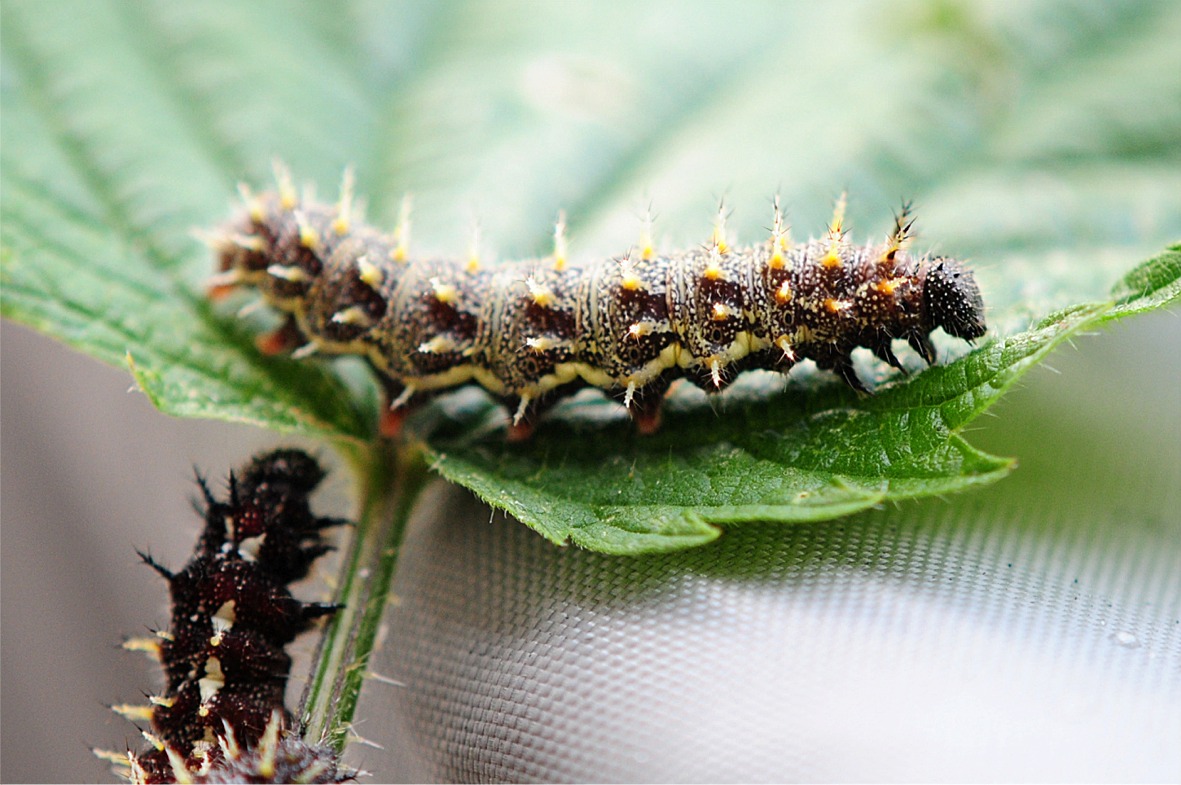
298, 439, 431, 751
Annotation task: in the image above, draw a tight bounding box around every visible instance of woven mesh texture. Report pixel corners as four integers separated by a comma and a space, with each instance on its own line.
363, 459, 1180, 782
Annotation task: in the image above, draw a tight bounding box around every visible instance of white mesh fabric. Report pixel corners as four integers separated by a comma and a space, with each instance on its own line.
354, 315, 1181, 782
363, 430, 1180, 782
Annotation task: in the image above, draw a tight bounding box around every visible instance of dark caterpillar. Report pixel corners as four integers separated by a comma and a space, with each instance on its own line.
210, 166, 985, 439
99, 450, 353, 784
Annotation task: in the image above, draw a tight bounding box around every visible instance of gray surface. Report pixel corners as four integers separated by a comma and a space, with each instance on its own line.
3, 309, 1181, 782
359, 311, 1181, 782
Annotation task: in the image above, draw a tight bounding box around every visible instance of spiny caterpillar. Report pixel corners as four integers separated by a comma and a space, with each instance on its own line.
98, 450, 353, 784
210, 166, 986, 439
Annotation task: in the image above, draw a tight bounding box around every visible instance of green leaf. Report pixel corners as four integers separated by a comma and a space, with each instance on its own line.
422, 250, 1179, 553
3, 0, 1180, 557
0, 19, 373, 441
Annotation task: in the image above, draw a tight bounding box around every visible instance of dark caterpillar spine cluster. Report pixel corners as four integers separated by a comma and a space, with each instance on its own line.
210, 166, 986, 438
99, 450, 353, 784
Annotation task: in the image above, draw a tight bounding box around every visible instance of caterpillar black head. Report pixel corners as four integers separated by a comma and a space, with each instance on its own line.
923, 258, 986, 341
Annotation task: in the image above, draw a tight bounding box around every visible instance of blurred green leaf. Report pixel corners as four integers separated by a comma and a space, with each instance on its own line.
3, 0, 1180, 555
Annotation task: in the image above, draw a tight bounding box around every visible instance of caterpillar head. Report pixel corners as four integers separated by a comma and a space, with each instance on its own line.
923, 258, 986, 341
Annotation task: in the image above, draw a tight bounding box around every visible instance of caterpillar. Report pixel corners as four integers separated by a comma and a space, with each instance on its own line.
98, 450, 353, 784
209, 166, 986, 439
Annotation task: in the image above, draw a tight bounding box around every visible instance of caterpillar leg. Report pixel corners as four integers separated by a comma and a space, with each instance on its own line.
377, 376, 420, 439
505, 395, 559, 443
833, 358, 871, 394
813, 346, 871, 393
255, 315, 304, 356
207, 276, 242, 301
871, 337, 907, 372
380, 405, 410, 439
506, 418, 536, 443
621, 378, 671, 435
628, 390, 666, 435
907, 331, 937, 365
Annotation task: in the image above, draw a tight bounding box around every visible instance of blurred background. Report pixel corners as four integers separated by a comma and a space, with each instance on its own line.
3, 1, 1180, 781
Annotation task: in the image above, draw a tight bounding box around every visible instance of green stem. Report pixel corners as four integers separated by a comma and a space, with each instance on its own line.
298, 439, 432, 751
